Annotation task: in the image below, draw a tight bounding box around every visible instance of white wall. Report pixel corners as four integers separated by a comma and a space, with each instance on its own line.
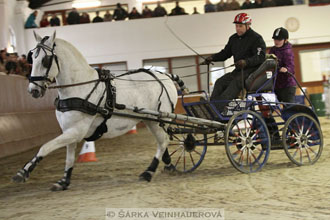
40, 0, 142, 12
21, 5, 330, 70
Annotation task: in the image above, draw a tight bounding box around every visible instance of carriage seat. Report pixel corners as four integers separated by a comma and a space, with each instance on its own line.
245, 59, 277, 93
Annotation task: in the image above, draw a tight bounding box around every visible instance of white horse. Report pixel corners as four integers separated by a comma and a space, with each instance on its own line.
12, 31, 180, 191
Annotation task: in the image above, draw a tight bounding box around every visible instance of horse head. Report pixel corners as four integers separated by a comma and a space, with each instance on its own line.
28, 31, 59, 98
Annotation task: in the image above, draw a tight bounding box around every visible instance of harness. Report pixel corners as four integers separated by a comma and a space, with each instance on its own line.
55, 69, 116, 141
28, 36, 176, 142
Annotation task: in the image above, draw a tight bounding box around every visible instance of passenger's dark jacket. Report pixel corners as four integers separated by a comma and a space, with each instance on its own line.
211, 28, 266, 72
269, 42, 296, 89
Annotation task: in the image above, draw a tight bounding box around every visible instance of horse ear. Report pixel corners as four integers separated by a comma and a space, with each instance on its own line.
50, 31, 56, 43
33, 31, 42, 42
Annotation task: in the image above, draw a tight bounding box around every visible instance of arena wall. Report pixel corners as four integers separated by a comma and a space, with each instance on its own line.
0, 74, 61, 158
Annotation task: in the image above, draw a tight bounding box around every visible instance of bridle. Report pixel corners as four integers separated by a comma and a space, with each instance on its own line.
27, 36, 60, 90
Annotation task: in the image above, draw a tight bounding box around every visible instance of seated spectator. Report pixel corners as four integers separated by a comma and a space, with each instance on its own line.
18, 55, 31, 77
5, 53, 19, 75
93, 11, 104, 23
129, 7, 141, 19
275, 0, 293, 6
25, 11, 38, 29
104, 10, 113, 22
169, 1, 185, 16
113, 3, 128, 21
0, 49, 7, 73
204, 0, 216, 13
40, 14, 50, 27
241, 0, 254, 9
153, 1, 167, 17
216, 0, 228, 11
227, 0, 241, 10
80, 12, 90, 24
254, 0, 264, 8
67, 8, 80, 24
263, 0, 276, 7
50, 14, 60, 26
142, 6, 153, 18
192, 7, 200, 14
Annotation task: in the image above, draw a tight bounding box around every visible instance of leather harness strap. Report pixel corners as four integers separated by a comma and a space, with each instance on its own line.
55, 69, 115, 141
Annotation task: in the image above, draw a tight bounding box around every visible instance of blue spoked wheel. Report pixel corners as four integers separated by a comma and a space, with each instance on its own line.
225, 110, 271, 173
282, 113, 323, 166
168, 132, 207, 173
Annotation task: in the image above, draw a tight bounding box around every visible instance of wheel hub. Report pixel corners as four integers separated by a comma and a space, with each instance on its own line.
184, 134, 196, 152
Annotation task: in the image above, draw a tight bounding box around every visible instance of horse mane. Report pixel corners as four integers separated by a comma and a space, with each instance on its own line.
55, 38, 92, 70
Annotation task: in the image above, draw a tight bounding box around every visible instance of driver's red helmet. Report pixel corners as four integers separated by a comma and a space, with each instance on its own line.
233, 13, 252, 25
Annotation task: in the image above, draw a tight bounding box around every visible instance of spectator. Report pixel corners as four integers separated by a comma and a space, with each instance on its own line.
129, 7, 142, 19
142, 6, 153, 18
241, 0, 254, 9
18, 54, 31, 77
275, 0, 293, 6
113, 3, 128, 21
104, 10, 113, 22
263, 0, 276, 7
253, 0, 264, 8
50, 14, 60, 26
153, 1, 167, 17
5, 54, 19, 75
25, 11, 38, 29
0, 49, 7, 73
204, 0, 216, 13
216, 0, 228, 11
227, 0, 241, 10
92, 11, 104, 23
40, 14, 50, 27
192, 7, 200, 14
67, 8, 80, 24
169, 1, 185, 16
80, 12, 90, 24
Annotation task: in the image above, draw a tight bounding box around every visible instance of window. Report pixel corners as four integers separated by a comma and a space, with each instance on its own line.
299, 48, 330, 83
144, 55, 224, 93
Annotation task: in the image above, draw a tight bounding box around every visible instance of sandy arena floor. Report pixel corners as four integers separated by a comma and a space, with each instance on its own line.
1, 117, 330, 220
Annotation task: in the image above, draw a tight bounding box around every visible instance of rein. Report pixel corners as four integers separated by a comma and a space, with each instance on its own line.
47, 79, 99, 89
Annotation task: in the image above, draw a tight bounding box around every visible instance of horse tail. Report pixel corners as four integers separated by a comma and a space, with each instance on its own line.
168, 74, 189, 95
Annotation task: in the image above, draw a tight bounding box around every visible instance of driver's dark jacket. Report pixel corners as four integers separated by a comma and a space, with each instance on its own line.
211, 28, 266, 72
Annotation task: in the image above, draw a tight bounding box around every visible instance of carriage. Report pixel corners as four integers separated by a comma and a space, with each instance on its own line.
164, 58, 323, 174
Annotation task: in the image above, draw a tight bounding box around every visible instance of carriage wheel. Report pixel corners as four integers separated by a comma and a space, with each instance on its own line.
282, 113, 323, 166
225, 110, 271, 173
167, 131, 207, 173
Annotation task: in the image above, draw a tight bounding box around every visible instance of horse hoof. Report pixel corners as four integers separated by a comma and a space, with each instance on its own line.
139, 171, 152, 182
50, 183, 68, 191
163, 164, 176, 173
12, 170, 27, 183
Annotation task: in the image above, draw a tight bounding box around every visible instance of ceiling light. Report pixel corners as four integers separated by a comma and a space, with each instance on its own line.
72, 0, 101, 9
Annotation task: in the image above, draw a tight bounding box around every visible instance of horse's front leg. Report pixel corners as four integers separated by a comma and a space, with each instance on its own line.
12, 129, 82, 184
51, 143, 76, 191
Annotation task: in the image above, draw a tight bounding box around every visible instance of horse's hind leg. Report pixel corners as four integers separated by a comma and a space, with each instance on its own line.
51, 143, 76, 191
139, 121, 173, 182
12, 130, 81, 183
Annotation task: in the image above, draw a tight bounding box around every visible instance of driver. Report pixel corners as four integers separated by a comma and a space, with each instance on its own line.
202, 13, 266, 114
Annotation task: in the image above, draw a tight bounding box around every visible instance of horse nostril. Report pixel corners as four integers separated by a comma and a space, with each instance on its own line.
31, 89, 40, 98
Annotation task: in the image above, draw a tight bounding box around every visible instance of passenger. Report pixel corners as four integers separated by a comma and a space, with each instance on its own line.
269, 27, 296, 103
201, 13, 266, 114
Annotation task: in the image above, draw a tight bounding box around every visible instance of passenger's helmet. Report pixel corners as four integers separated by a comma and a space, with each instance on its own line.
272, 27, 289, 40
233, 13, 252, 25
